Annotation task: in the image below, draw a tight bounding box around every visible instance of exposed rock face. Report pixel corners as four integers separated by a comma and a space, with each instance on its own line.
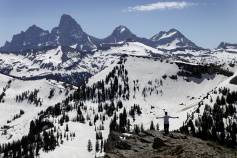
104, 130, 236, 158
1, 25, 49, 52
217, 42, 237, 50
48, 14, 99, 51
1, 14, 99, 52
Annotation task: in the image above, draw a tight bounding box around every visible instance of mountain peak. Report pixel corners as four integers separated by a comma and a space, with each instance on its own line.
169, 28, 178, 32
151, 28, 181, 42
115, 25, 128, 33
25, 25, 45, 33
217, 42, 237, 49
112, 25, 132, 35
58, 14, 82, 30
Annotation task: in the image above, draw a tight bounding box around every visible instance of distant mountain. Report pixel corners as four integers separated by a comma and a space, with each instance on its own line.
151, 29, 201, 50
47, 14, 100, 51
0, 14, 201, 52
1, 14, 100, 52
215, 42, 237, 53
217, 42, 237, 49
1, 25, 49, 52
102, 26, 136, 43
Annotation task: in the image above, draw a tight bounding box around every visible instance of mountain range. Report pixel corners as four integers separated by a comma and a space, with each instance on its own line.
0, 14, 202, 52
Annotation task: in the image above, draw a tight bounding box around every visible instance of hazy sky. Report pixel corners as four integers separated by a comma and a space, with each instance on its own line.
0, 0, 236, 49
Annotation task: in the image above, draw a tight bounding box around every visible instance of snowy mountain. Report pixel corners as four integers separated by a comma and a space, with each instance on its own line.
0, 42, 167, 86
0, 46, 92, 86
151, 29, 201, 50
0, 14, 200, 52
0, 52, 236, 157
102, 25, 155, 48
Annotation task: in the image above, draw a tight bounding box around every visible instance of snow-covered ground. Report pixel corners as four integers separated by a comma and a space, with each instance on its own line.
0, 74, 76, 144
0, 41, 237, 157
38, 55, 234, 157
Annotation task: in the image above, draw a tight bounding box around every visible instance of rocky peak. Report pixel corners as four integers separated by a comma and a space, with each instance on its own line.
102, 25, 136, 43
217, 42, 237, 49
48, 14, 87, 47
25, 25, 49, 37
218, 42, 226, 49
151, 28, 180, 42
112, 25, 130, 35
58, 14, 82, 32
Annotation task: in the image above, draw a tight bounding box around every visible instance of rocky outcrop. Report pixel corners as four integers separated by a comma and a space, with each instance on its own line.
104, 130, 236, 158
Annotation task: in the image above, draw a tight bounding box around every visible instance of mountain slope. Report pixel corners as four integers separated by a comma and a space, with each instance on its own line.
0, 54, 236, 157
0, 73, 76, 144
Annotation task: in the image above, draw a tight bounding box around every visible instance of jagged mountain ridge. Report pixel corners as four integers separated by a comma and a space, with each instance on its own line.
1, 14, 201, 52
216, 42, 237, 53
2, 25, 50, 52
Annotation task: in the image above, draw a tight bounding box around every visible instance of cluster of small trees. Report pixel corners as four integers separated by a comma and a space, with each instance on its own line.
48, 88, 55, 99
180, 88, 237, 148
0, 117, 57, 158
142, 79, 163, 98
0, 91, 6, 103
15, 89, 42, 106
0, 80, 11, 103
11, 110, 25, 122
129, 104, 142, 121
176, 62, 234, 79
73, 65, 130, 102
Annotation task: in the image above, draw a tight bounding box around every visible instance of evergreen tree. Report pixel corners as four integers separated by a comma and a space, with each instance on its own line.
109, 113, 117, 131
95, 139, 99, 152
134, 124, 140, 134
150, 121, 155, 130
66, 124, 69, 132
100, 140, 103, 153
87, 139, 93, 152
141, 123, 144, 132
43, 131, 50, 150
36, 143, 40, 156
29, 120, 35, 134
